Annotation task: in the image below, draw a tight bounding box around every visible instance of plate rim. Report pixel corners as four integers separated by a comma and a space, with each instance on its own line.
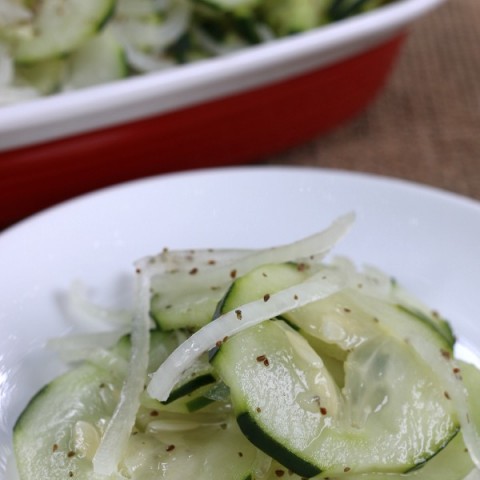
2, 165, 479, 241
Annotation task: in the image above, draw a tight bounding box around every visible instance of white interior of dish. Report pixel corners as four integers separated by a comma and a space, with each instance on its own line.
0, 0, 446, 151
0, 166, 478, 479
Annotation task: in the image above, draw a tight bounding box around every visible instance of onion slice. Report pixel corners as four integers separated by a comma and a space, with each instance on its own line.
149, 212, 355, 297
66, 280, 133, 329
92, 270, 151, 476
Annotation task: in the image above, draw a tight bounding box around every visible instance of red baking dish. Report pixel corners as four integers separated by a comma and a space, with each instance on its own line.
0, 0, 446, 228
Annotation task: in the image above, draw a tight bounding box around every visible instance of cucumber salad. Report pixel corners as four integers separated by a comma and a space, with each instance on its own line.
0, 0, 395, 105
13, 213, 480, 479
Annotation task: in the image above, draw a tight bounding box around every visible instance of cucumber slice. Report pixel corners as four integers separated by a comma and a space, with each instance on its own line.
216, 262, 351, 363
11, 0, 116, 63
212, 320, 458, 477
329, 0, 388, 21
15, 57, 66, 95
13, 363, 121, 480
391, 281, 456, 348
324, 361, 480, 480
195, 0, 261, 13
119, 417, 259, 480
217, 262, 306, 314
161, 354, 218, 412
219, 262, 454, 356
148, 249, 251, 331
150, 288, 226, 331
13, 336, 258, 479
64, 28, 127, 90
164, 356, 216, 403
112, 2, 191, 53
261, 0, 329, 35
14, 361, 258, 479
396, 304, 456, 349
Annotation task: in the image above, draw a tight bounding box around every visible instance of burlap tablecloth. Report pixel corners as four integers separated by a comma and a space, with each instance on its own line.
266, 0, 480, 201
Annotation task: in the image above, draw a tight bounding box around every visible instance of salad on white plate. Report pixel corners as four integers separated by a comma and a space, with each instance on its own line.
9, 213, 480, 479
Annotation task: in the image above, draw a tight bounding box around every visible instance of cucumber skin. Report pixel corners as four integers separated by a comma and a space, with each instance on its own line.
404, 429, 460, 473
13, 363, 117, 480
97, 1, 116, 33
162, 373, 217, 404
13, 383, 49, 433
396, 305, 456, 349
237, 412, 321, 478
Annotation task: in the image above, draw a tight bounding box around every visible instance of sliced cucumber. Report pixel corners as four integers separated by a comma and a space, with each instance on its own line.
111, 0, 192, 67
114, 331, 218, 414
14, 333, 258, 479
149, 249, 251, 331
329, 0, 389, 21
261, 0, 329, 35
397, 304, 456, 349
194, 0, 261, 14
217, 262, 306, 314
459, 360, 480, 442
216, 261, 350, 364
150, 285, 228, 331
212, 319, 458, 477
63, 28, 127, 90
290, 433, 473, 480
13, 363, 121, 480
326, 360, 480, 480
15, 57, 66, 95
119, 417, 259, 480
391, 281, 456, 348
98, 330, 180, 373
213, 262, 460, 475
218, 262, 454, 356
161, 354, 218, 412
11, 0, 116, 63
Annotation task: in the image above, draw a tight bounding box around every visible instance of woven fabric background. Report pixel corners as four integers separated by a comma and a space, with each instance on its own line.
266, 0, 480, 201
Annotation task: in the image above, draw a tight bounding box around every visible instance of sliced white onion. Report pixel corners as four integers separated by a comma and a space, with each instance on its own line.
0, 85, 39, 105
115, 0, 161, 17
155, 0, 172, 10
414, 347, 480, 470
47, 330, 130, 363
150, 212, 354, 297
191, 26, 248, 56
92, 270, 151, 476
116, 0, 175, 17
122, 42, 175, 73
66, 280, 133, 329
0, 0, 32, 27
136, 248, 252, 277
0, 45, 14, 86
147, 267, 346, 401
113, 0, 190, 53
146, 411, 227, 433
255, 23, 276, 42
330, 256, 393, 299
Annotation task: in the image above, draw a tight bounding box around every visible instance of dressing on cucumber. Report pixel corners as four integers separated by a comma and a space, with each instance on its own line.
13, 215, 480, 479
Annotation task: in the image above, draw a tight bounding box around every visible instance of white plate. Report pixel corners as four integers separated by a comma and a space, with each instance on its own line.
1, 166, 480, 478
